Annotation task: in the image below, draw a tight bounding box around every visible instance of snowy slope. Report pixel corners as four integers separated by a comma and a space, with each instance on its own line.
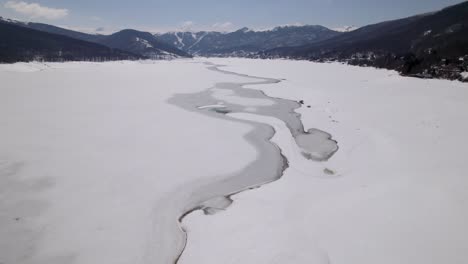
135, 37, 154, 48
332, 25, 359, 32
155, 31, 212, 53
0, 16, 26, 25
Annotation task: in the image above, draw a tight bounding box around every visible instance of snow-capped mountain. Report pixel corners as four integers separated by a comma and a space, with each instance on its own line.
156, 25, 341, 56
155, 31, 214, 53
97, 29, 191, 59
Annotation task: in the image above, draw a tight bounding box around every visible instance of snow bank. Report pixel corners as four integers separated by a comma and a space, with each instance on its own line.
0, 62, 51, 72
461, 71, 468, 81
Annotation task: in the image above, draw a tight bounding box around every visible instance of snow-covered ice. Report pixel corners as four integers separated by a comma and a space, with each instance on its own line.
180, 58, 468, 264
1, 58, 468, 264
0, 60, 259, 263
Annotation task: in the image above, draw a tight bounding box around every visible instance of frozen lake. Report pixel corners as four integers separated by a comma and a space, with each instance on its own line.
1, 59, 468, 264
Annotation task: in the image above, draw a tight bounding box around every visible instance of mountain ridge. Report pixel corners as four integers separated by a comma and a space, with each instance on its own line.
156, 25, 341, 56
0, 20, 140, 63
0, 18, 191, 59
260, 1, 468, 80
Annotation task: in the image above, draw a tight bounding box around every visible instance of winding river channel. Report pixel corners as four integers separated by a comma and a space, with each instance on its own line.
146, 62, 338, 263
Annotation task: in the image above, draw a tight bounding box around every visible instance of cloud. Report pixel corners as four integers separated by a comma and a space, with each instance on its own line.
212, 22, 233, 30
4, 1, 69, 20
160, 21, 235, 33
57, 25, 117, 35
180, 20, 194, 30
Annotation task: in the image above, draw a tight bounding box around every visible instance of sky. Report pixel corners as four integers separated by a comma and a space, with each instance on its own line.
0, 0, 466, 33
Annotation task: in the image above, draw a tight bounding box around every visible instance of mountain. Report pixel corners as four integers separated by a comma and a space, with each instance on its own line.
0, 18, 190, 59
99, 29, 191, 59
157, 25, 341, 56
262, 1, 468, 80
0, 20, 139, 63
2, 1, 466, 80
